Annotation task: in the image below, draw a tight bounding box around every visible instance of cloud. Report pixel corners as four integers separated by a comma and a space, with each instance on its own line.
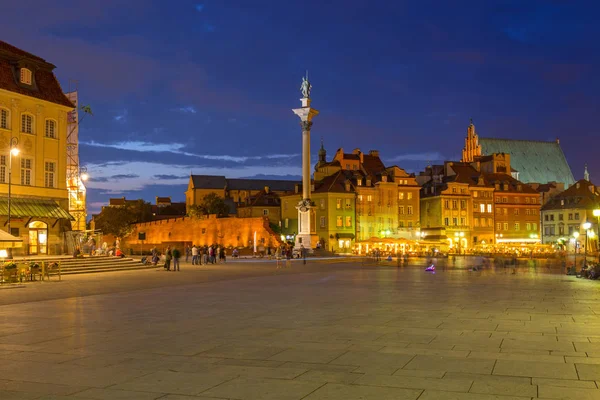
386, 152, 445, 162
240, 174, 301, 180
114, 109, 128, 122
174, 106, 197, 114
154, 174, 190, 180
81, 140, 299, 163
111, 174, 140, 179
89, 176, 109, 183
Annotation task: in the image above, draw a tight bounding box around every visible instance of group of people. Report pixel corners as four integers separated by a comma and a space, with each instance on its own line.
186, 244, 226, 265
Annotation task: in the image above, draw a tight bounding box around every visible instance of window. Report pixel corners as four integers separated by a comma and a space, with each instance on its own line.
496, 207, 501, 215
452, 217, 457, 226
357, 179, 362, 186
407, 206, 413, 215
399, 206, 404, 215
487, 204, 492, 213
444, 200, 449, 209
488, 218, 493, 227
283, 201, 288, 211
21, 114, 33, 134
531, 197, 537, 204
525, 197, 530, 204
559, 214, 563, 221
408, 221, 413, 228
444, 218, 449, 226
262, 209, 269, 216
399, 221, 404, 228
452, 200, 458, 209
473, 191, 478, 198
515, 223, 520, 231
461, 188, 466, 194
514, 197, 520, 203
544, 215, 548, 221
345, 198, 352, 209
481, 218, 486, 227
336, 216, 342, 227
526, 223, 531, 231
502, 197, 508, 203
345, 216, 352, 227
460, 217, 466, 226
568, 213, 573, 221
0, 155, 5, 183
575, 213, 580, 220
320, 216, 326, 228
45, 120, 56, 138
474, 218, 479, 227
398, 192, 404, 200
358, 195, 363, 202
533, 223, 537, 231
496, 223, 502, 231
21, 158, 32, 185
460, 200, 466, 209
480, 204, 485, 213
514, 209, 519, 216
320, 199, 325, 209
525, 209, 530, 215
407, 192, 413, 200
503, 208, 508, 215
367, 195, 372, 202
336, 198, 342, 209
20, 68, 32, 85
495, 196, 501, 203
44, 161, 56, 188
504, 222, 508, 231
0, 108, 8, 129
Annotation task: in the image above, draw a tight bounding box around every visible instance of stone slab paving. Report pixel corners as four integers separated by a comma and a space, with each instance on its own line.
0, 261, 600, 398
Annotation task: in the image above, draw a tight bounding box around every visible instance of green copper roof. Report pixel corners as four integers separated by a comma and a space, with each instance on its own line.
479, 138, 575, 186
0, 197, 73, 220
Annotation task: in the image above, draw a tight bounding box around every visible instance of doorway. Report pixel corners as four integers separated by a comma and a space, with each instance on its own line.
28, 221, 48, 255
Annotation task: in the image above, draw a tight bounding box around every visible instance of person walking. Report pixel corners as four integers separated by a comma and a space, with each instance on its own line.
301, 244, 306, 265
202, 246, 208, 265
185, 245, 191, 263
172, 247, 181, 271
165, 246, 172, 271
220, 246, 226, 263
191, 245, 198, 265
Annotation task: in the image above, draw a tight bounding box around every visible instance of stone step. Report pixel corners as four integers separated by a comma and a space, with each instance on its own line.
60, 261, 142, 271
61, 264, 158, 275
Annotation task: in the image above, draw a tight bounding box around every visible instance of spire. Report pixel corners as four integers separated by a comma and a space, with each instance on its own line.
318, 137, 326, 161
584, 163, 590, 181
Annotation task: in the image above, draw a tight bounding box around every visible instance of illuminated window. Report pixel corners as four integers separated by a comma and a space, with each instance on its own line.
398, 192, 404, 200
345, 198, 352, 209
515, 223, 520, 231
0, 108, 8, 129
21, 114, 33, 134
20, 68, 32, 85
480, 204, 485, 213
407, 206, 413, 215
262, 209, 269, 216
407, 192, 413, 200
399, 206, 404, 215
336, 198, 342, 209
45, 120, 56, 138
336, 216, 342, 227
0, 155, 5, 183
487, 204, 492, 213
367, 195, 372, 202
345, 216, 352, 227
44, 161, 56, 188
320, 216, 326, 228
21, 158, 32, 186
526, 223, 531, 231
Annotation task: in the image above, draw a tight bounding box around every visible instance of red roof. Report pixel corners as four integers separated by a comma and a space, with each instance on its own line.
0, 41, 74, 108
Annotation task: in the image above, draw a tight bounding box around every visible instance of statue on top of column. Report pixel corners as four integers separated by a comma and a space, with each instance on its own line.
300, 71, 312, 99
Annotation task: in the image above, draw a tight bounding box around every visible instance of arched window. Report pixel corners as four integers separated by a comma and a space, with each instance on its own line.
20, 68, 32, 85
45, 119, 56, 138
0, 108, 9, 129
21, 113, 33, 134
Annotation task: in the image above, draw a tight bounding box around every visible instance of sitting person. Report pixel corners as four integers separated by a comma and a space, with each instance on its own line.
115, 248, 125, 258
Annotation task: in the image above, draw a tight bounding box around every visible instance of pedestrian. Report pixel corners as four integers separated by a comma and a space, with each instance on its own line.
191, 244, 198, 265
185, 245, 191, 263
286, 245, 292, 268
301, 244, 306, 265
276, 246, 282, 269
216, 246, 221, 264
267, 246, 272, 260
220, 246, 226, 263
172, 247, 181, 271
203, 246, 208, 265
164, 246, 172, 271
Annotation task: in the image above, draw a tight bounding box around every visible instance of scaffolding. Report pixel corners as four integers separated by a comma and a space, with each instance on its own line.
65, 90, 87, 231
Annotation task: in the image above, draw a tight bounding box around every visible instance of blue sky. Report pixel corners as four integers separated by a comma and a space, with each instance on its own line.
1, 0, 598, 214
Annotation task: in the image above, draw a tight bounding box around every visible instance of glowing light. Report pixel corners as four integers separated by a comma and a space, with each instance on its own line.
583, 222, 592, 230
573, 231, 580, 239
81, 173, 89, 181
10, 147, 19, 156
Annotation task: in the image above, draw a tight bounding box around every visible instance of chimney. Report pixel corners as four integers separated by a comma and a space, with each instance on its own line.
556, 138, 560, 144
368, 150, 380, 157
264, 186, 270, 193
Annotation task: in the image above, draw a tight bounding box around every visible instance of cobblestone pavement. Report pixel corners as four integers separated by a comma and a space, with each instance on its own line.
0, 259, 598, 399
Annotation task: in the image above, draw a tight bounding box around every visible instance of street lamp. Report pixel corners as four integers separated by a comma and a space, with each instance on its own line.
573, 231, 580, 268
583, 221, 592, 267
594, 209, 600, 262
7, 137, 19, 237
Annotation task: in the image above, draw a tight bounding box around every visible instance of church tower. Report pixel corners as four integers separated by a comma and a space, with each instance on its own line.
584, 163, 590, 181
316, 138, 326, 169
461, 119, 482, 162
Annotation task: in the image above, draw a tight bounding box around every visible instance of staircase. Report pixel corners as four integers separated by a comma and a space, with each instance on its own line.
18, 256, 156, 275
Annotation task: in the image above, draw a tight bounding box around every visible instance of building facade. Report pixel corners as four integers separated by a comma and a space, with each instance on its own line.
541, 179, 600, 249
0, 41, 74, 255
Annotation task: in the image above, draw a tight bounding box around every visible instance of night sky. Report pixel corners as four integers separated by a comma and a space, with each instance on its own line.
1, 1, 598, 214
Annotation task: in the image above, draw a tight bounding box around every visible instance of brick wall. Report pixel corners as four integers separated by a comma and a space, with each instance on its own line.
123, 215, 282, 249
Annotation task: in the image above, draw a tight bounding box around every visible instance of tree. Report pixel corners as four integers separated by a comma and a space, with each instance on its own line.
94, 200, 152, 237
188, 193, 229, 218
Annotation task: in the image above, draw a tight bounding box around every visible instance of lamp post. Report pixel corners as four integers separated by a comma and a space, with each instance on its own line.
583, 222, 592, 267
7, 137, 19, 236
573, 231, 580, 268
594, 209, 600, 262
454, 231, 464, 255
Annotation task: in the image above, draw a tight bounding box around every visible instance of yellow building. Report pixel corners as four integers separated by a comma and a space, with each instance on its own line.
314, 147, 420, 242
0, 41, 74, 255
280, 172, 356, 252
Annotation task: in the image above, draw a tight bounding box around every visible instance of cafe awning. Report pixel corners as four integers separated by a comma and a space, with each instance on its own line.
0, 230, 23, 248
336, 233, 355, 239
0, 197, 74, 220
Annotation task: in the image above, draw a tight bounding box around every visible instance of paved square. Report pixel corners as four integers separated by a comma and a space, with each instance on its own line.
0, 259, 599, 399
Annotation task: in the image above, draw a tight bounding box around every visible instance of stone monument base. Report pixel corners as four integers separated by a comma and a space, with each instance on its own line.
294, 233, 319, 254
